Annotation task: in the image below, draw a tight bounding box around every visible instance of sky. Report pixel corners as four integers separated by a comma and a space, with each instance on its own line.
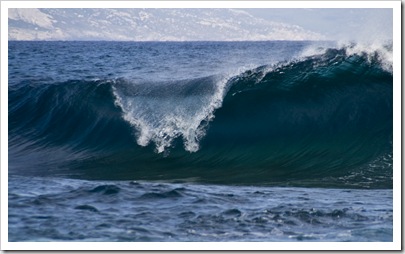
244, 8, 393, 42
7, 5, 394, 42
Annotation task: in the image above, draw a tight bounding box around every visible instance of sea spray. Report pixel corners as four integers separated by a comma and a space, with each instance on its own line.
112, 75, 231, 153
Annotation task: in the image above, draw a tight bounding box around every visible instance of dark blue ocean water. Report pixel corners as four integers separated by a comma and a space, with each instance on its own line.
8, 41, 393, 242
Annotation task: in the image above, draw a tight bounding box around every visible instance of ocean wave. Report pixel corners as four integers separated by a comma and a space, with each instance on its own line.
8, 45, 393, 186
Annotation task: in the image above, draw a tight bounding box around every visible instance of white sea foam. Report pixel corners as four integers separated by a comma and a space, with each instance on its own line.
340, 41, 393, 73
112, 75, 232, 154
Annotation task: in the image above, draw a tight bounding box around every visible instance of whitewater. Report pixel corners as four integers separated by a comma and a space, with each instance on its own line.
8, 40, 393, 242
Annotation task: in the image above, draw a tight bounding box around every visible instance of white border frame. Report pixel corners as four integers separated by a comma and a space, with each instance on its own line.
1, 1, 401, 251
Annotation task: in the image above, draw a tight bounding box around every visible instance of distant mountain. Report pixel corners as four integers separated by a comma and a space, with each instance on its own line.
8, 8, 325, 41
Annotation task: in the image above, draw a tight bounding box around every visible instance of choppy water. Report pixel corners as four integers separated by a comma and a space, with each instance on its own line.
9, 175, 393, 242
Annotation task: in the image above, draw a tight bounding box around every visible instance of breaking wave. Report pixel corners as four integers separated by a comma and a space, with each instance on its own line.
8, 45, 393, 187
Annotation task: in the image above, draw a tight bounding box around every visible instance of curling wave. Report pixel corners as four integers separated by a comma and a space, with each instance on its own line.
8, 46, 393, 187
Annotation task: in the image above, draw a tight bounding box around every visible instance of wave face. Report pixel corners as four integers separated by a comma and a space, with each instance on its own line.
9, 46, 393, 187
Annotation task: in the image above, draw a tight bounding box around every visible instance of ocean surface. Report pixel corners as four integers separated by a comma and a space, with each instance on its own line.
8, 41, 393, 242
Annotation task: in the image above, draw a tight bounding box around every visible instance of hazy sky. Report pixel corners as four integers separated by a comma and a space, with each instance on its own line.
244, 8, 393, 42
7, 7, 394, 42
